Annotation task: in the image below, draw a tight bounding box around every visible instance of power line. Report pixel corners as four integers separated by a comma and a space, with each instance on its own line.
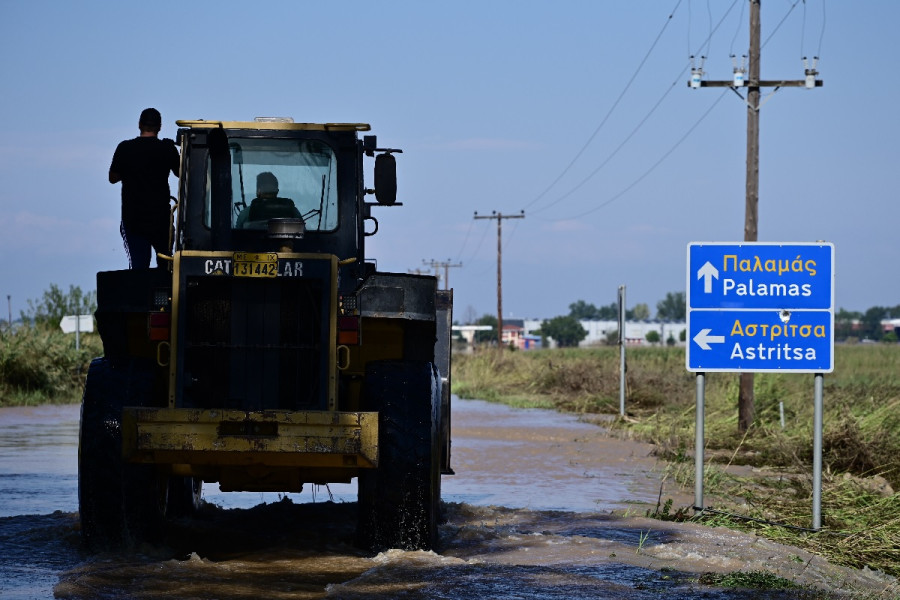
529, 0, 740, 217
729, 0, 746, 56
530, 69, 686, 216
762, 0, 803, 50
534, 88, 729, 223
454, 218, 476, 264
817, 0, 827, 58
800, 0, 827, 60
523, 0, 685, 212
467, 218, 493, 263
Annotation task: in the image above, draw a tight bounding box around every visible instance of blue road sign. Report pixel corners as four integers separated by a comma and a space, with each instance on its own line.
687, 242, 834, 373
688, 309, 833, 372
688, 242, 833, 310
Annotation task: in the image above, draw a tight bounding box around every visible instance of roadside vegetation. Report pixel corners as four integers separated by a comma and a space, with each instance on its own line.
0, 326, 101, 406
453, 345, 900, 579
1, 284, 101, 406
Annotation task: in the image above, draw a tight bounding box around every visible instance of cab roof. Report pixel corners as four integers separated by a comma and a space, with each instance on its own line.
175, 120, 371, 132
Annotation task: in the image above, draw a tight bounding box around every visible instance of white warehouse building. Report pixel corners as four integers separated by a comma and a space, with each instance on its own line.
521, 319, 687, 348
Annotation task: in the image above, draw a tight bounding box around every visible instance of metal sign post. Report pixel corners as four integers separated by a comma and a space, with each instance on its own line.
686, 242, 834, 529
813, 373, 824, 530
618, 285, 626, 417
695, 372, 705, 511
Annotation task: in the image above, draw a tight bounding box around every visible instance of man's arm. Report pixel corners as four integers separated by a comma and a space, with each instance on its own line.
165, 138, 180, 178
109, 141, 124, 184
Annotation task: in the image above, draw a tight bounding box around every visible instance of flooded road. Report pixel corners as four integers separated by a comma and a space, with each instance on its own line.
0, 399, 895, 599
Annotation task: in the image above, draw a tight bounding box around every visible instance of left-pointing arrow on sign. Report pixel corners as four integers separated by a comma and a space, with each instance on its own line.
693, 328, 725, 350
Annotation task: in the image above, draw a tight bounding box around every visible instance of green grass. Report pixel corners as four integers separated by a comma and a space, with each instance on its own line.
453, 345, 900, 578
0, 326, 102, 406
698, 569, 799, 590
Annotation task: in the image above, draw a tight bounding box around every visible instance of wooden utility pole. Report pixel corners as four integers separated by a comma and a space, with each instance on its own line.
424, 259, 463, 290
474, 210, 524, 348
690, 0, 822, 431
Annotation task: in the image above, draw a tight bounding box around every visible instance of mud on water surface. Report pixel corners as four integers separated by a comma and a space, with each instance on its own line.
0, 400, 897, 599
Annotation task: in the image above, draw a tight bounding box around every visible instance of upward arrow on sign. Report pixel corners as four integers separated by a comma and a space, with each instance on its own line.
697, 261, 718, 294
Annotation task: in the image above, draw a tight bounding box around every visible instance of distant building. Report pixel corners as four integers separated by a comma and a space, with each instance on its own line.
523, 318, 686, 348
455, 317, 687, 349
451, 324, 492, 345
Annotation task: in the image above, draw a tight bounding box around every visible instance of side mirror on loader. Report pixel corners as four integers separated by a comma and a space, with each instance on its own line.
374, 153, 397, 205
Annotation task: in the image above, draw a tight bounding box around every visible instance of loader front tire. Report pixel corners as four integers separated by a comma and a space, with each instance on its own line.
357, 360, 442, 551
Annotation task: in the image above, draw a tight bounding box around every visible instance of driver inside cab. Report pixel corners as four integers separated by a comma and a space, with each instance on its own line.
236, 171, 303, 229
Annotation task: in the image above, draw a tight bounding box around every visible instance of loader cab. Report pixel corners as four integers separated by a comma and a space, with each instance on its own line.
174, 120, 390, 284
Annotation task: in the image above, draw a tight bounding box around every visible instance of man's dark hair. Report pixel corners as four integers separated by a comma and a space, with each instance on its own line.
257, 171, 279, 196
139, 108, 162, 128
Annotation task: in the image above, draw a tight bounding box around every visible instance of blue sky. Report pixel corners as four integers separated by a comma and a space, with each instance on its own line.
1, 1, 896, 322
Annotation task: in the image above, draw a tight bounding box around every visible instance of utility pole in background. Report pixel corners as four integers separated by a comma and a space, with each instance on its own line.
423, 259, 463, 291
690, 0, 822, 431
474, 210, 524, 348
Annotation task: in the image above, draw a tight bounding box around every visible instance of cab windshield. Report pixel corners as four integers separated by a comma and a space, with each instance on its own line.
206, 138, 339, 232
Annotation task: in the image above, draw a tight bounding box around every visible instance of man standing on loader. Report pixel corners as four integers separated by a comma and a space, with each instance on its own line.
109, 108, 180, 269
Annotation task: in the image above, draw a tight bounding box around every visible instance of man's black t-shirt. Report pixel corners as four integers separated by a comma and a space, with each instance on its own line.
110, 136, 179, 235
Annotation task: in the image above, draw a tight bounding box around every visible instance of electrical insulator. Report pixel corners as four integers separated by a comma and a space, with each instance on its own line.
690, 68, 703, 89
731, 54, 747, 88
803, 56, 819, 89
805, 69, 817, 89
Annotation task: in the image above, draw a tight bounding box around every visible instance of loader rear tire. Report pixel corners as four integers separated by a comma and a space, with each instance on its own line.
78, 358, 166, 551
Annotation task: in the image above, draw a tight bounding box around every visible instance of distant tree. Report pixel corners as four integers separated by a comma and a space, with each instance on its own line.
568, 300, 601, 320
630, 303, 650, 320
532, 326, 548, 348
645, 330, 661, 344
605, 329, 619, 345
597, 302, 618, 320
541, 315, 587, 348
835, 308, 862, 341
679, 329, 686, 342
656, 291, 686, 320
861, 306, 888, 341
474, 314, 497, 344
666, 334, 676, 346
21, 284, 96, 329
568, 299, 619, 320
883, 330, 898, 343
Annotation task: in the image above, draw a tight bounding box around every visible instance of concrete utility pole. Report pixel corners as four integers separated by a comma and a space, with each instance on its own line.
423, 259, 462, 290
690, 0, 822, 431
474, 210, 524, 348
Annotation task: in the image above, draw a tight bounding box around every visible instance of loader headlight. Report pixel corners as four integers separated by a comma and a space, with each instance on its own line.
267, 218, 306, 240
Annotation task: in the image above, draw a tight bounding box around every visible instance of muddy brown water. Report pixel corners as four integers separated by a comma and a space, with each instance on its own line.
0, 399, 896, 599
